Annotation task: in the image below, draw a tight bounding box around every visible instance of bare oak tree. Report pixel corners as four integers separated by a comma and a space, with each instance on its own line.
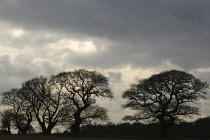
22, 76, 70, 134
55, 69, 113, 134
122, 70, 209, 138
1, 89, 33, 134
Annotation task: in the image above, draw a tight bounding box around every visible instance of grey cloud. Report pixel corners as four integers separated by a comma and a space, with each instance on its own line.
67, 37, 210, 70
108, 72, 122, 82
0, 0, 210, 70
0, 0, 209, 40
0, 55, 34, 92
0, 53, 59, 92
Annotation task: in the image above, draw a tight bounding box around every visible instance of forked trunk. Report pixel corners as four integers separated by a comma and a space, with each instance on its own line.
42, 122, 56, 135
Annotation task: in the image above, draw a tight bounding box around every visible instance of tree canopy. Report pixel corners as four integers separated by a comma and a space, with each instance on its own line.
21, 75, 71, 134
55, 69, 113, 134
122, 70, 209, 137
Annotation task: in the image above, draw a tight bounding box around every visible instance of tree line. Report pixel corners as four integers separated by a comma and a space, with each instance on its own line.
0, 69, 209, 138
81, 117, 210, 138
0, 69, 113, 135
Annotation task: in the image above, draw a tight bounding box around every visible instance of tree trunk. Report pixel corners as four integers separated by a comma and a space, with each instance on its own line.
160, 125, 168, 138
38, 122, 51, 135
37, 120, 57, 134
45, 129, 52, 134
41, 127, 47, 134
71, 123, 80, 134
7, 126, 11, 134
42, 127, 53, 135
36, 115, 51, 135
45, 122, 57, 134
158, 115, 175, 138
71, 112, 82, 135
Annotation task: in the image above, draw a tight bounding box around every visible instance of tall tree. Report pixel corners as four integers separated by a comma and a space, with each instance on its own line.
1, 89, 33, 134
122, 70, 209, 138
55, 69, 113, 134
22, 75, 70, 134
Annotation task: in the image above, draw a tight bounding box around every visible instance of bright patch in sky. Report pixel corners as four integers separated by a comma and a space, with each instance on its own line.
48, 39, 97, 53
9, 28, 24, 38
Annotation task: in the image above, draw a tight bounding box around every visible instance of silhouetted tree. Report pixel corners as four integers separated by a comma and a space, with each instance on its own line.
1, 89, 33, 134
55, 69, 113, 134
0, 109, 14, 134
122, 70, 209, 138
21, 75, 70, 134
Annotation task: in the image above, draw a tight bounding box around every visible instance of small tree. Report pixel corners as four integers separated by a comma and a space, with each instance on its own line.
122, 70, 209, 138
0, 109, 14, 134
55, 69, 113, 134
1, 89, 33, 134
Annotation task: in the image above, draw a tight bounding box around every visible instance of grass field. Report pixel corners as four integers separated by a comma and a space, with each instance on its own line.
0, 135, 209, 140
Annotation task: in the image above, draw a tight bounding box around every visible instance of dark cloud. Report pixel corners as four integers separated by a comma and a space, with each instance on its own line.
0, 0, 209, 39
67, 37, 210, 70
0, 0, 209, 70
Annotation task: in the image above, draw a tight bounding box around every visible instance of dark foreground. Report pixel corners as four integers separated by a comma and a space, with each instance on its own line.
0, 135, 209, 140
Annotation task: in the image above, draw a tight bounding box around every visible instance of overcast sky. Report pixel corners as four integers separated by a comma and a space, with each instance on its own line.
0, 0, 210, 123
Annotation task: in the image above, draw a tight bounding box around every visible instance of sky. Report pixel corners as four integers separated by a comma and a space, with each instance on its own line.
0, 0, 210, 123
